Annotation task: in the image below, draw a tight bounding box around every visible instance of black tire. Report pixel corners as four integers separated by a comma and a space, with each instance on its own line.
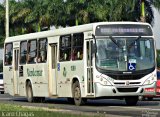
147, 97, 153, 101
26, 81, 34, 102
125, 96, 138, 106
72, 81, 86, 106
1, 91, 4, 94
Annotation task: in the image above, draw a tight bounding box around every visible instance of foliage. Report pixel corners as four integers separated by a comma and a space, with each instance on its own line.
0, 103, 102, 117
0, 0, 160, 47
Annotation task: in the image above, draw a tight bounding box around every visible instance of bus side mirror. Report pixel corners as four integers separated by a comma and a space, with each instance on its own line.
91, 43, 97, 54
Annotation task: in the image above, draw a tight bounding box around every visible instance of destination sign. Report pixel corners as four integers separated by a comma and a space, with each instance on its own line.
95, 24, 153, 36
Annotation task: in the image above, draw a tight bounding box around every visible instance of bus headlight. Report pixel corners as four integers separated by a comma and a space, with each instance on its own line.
99, 77, 112, 86
143, 74, 156, 85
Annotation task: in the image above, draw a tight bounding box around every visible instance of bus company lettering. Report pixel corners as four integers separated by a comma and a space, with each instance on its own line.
27, 68, 43, 77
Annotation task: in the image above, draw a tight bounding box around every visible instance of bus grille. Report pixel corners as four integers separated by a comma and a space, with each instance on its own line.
117, 88, 138, 93
108, 74, 146, 80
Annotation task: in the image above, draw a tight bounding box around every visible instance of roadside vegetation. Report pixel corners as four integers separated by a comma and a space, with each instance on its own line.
0, 0, 160, 48
0, 103, 104, 117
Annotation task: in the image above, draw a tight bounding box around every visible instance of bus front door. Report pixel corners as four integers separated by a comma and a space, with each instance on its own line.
49, 44, 57, 96
13, 49, 19, 95
86, 41, 94, 95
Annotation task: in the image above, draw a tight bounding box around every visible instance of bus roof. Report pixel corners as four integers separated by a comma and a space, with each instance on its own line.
5, 22, 151, 43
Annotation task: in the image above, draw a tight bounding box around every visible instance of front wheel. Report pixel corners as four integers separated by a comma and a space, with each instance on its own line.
72, 81, 86, 106
125, 96, 138, 106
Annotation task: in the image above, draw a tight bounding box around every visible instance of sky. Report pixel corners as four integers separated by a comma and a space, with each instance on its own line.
0, 0, 160, 60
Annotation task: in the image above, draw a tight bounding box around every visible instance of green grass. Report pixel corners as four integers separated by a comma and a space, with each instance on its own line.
0, 103, 103, 117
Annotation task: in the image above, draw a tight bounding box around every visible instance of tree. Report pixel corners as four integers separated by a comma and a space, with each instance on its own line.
0, 3, 5, 47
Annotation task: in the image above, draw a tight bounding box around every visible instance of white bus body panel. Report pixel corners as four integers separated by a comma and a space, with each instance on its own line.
3, 22, 156, 99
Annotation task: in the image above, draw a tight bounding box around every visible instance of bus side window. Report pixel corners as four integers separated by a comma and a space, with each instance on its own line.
38, 38, 47, 63
27, 40, 37, 64
72, 33, 84, 61
4, 43, 13, 65
59, 35, 71, 61
20, 41, 27, 64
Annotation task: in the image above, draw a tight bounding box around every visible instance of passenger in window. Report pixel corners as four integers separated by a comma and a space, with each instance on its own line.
39, 43, 47, 62
37, 56, 42, 62
72, 48, 77, 60
77, 50, 83, 60
64, 53, 67, 60
27, 54, 31, 63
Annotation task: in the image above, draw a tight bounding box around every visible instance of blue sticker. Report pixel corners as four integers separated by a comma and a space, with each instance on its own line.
57, 63, 60, 71
128, 59, 136, 71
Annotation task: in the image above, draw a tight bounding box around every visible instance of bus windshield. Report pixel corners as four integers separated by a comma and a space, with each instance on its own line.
96, 37, 155, 72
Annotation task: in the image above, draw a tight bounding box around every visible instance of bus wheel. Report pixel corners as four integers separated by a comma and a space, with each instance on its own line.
125, 96, 138, 106
26, 82, 34, 102
72, 81, 85, 106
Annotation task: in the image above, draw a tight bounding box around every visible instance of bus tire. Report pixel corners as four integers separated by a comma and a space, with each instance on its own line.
26, 81, 34, 102
72, 81, 86, 106
1, 91, 4, 94
125, 96, 138, 106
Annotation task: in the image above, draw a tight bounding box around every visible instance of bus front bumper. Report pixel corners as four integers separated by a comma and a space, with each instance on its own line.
94, 82, 156, 97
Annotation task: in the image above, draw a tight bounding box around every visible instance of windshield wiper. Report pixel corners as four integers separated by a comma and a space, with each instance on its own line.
128, 36, 141, 48
109, 36, 121, 49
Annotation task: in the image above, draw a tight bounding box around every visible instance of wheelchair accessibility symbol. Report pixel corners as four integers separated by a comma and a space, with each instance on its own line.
128, 59, 136, 71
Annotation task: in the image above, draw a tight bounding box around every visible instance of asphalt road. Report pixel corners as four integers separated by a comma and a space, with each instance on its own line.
0, 93, 160, 117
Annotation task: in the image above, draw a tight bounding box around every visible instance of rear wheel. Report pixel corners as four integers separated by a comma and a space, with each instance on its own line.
1, 91, 4, 94
72, 81, 86, 106
125, 96, 138, 106
26, 81, 35, 102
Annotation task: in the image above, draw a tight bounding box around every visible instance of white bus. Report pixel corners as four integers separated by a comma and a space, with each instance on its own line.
3, 22, 157, 106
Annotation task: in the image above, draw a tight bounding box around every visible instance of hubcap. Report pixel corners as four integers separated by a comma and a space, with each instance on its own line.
28, 87, 32, 99
75, 87, 80, 100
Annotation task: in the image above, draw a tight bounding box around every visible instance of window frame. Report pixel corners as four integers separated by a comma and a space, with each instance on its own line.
72, 33, 84, 61
4, 43, 13, 66
20, 41, 27, 64
27, 39, 37, 64
59, 34, 72, 62
37, 38, 48, 63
